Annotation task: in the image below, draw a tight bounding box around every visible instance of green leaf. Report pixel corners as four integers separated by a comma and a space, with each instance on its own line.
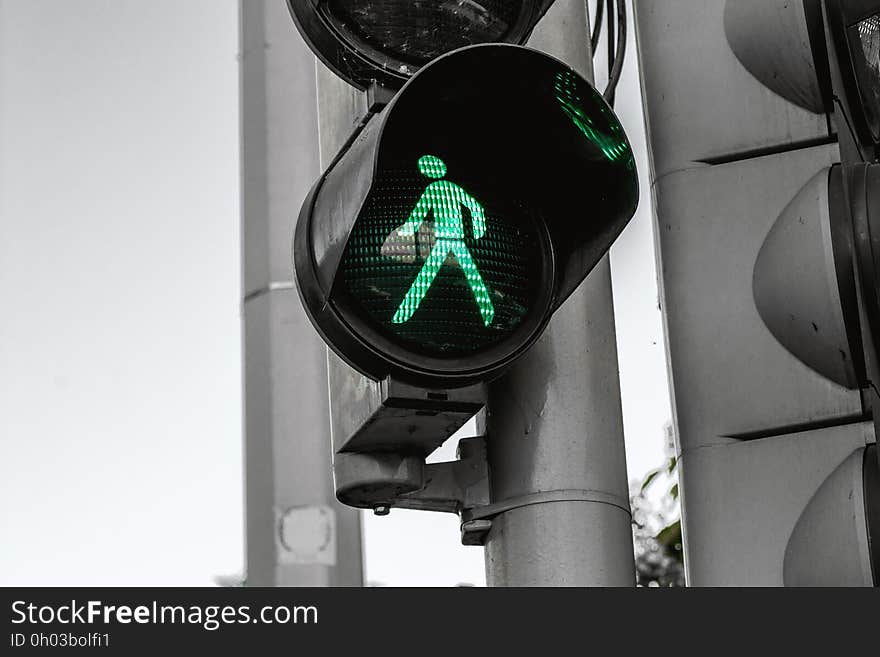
667, 456, 677, 474
670, 483, 679, 500
655, 520, 682, 549
640, 469, 661, 493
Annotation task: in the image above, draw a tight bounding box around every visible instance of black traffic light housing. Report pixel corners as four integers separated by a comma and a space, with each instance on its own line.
294, 44, 638, 389
286, 0, 557, 90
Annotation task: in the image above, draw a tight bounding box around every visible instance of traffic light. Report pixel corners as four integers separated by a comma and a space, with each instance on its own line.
738, 0, 880, 403
730, 0, 880, 585
286, 1, 638, 514
286, 0, 556, 90
294, 43, 638, 389
635, 0, 880, 584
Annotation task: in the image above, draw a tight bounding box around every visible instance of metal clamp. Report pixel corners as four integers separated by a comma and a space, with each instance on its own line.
459, 489, 631, 546
394, 436, 490, 514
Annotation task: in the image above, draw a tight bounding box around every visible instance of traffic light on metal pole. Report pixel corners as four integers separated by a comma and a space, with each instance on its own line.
636, 0, 880, 585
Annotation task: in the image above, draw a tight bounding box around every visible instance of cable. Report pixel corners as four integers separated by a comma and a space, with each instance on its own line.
590, 0, 604, 54
603, 0, 627, 106
833, 95, 868, 163
606, 0, 615, 87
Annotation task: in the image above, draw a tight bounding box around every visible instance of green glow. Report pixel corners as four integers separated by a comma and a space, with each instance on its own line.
340, 157, 542, 357
553, 71, 628, 162
417, 153, 447, 178
391, 155, 495, 327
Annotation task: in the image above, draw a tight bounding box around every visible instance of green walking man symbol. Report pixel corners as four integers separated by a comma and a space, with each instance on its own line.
391, 155, 495, 327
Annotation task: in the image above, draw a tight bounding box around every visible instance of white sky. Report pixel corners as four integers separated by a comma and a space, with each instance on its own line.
0, 0, 670, 587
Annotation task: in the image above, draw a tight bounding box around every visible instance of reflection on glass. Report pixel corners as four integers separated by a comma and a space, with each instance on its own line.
326, 1, 521, 65
553, 71, 629, 162
849, 13, 880, 138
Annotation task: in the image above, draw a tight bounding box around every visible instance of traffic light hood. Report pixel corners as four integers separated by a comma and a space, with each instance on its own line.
725, 0, 880, 160
287, 0, 556, 90
784, 445, 879, 586
295, 44, 638, 386
753, 166, 865, 389
754, 163, 880, 394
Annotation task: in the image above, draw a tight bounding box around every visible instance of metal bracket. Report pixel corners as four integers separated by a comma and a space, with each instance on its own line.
391, 435, 496, 547
332, 436, 488, 511
395, 437, 490, 513
332, 435, 492, 546
330, 375, 486, 456
365, 81, 396, 113
335, 427, 634, 546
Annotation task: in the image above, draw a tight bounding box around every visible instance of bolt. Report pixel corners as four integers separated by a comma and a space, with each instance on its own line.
373, 505, 391, 516
460, 518, 492, 546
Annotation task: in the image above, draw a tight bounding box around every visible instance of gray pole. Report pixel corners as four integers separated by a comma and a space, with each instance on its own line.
239, 0, 363, 587
484, 0, 636, 587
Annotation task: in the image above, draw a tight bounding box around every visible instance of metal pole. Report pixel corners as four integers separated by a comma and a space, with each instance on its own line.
484, 0, 635, 587
239, 0, 363, 587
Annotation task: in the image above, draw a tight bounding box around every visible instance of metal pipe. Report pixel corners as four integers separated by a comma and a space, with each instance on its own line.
484, 0, 635, 587
239, 0, 363, 586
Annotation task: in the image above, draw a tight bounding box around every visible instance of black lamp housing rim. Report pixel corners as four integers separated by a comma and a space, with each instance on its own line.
286, 0, 556, 90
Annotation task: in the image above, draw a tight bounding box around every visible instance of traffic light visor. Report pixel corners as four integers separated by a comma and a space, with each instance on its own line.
326, 1, 525, 65
288, 0, 554, 89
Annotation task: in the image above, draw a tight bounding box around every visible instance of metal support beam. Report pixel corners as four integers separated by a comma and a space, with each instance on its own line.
483, 0, 636, 587
239, 0, 363, 587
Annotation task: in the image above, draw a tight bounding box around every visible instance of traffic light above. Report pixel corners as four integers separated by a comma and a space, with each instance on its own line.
294, 44, 638, 388
287, 0, 556, 89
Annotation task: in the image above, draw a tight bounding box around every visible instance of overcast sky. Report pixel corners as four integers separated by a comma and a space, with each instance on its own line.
0, 0, 670, 587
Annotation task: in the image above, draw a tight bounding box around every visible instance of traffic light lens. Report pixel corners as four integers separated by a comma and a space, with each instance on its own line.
849, 13, 880, 139
326, 1, 522, 66
555, 71, 630, 162
337, 155, 547, 357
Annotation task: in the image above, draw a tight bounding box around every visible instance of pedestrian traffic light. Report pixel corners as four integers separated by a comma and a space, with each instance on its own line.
294, 43, 638, 388
286, 0, 556, 90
